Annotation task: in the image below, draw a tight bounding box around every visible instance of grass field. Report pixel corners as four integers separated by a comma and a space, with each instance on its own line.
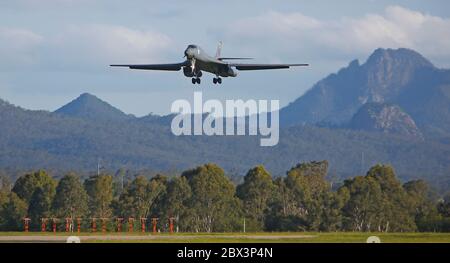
0, 232, 449, 243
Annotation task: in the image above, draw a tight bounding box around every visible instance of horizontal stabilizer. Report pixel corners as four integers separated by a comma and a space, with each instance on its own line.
232, 63, 309, 70
218, 57, 253, 60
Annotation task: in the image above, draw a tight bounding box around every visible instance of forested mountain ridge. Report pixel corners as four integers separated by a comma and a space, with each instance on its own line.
55, 92, 133, 121
1, 48, 449, 192
280, 48, 450, 141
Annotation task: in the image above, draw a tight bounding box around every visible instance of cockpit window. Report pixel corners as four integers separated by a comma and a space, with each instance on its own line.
188, 44, 198, 49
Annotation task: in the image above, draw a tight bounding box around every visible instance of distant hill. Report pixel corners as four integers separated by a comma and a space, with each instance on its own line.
348, 102, 423, 139
55, 93, 132, 121
394, 66, 450, 139
0, 99, 11, 110
1, 96, 449, 181
139, 113, 176, 126
1, 48, 450, 192
280, 48, 450, 140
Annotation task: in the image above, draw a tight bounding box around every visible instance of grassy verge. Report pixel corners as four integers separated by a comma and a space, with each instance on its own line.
0, 232, 449, 243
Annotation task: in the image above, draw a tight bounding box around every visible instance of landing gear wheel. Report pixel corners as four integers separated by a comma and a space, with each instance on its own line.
192, 78, 196, 84
196, 78, 201, 84
217, 78, 222, 84
213, 78, 217, 84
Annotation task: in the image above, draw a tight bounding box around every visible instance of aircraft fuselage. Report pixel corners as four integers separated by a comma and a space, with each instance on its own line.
184, 45, 237, 78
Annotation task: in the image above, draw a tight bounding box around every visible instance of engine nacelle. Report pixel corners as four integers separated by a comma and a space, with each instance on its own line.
183, 67, 202, 77
227, 66, 237, 77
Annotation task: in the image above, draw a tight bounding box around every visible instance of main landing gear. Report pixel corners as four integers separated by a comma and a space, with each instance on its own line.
213, 77, 222, 84
191, 77, 201, 84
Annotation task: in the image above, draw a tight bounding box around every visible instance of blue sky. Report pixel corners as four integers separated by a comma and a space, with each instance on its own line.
0, 0, 449, 116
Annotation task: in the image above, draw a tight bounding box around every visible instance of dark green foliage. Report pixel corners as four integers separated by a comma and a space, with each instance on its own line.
340, 165, 417, 232
404, 180, 439, 223
181, 163, 243, 232
237, 165, 274, 231
0, 192, 27, 231
52, 173, 89, 219
0, 187, 11, 228
438, 193, 450, 217
417, 217, 450, 232
12, 170, 56, 203
12, 170, 56, 228
115, 175, 166, 220
265, 161, 338, 231
28, 187, 54, 228
84, 174, 114, 218
156, 176, 192, 231
0, 163, 449, 232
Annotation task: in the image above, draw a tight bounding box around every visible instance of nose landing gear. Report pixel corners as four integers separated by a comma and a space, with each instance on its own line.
189, 58, 201, 84
213, 77, 222, 84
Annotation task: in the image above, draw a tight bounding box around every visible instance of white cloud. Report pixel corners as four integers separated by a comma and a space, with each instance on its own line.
52, 24, 173, 65
0, 0, 94, 9
222, 6, 450, 66
0, 27, 43, 68
0, 24, 173, 71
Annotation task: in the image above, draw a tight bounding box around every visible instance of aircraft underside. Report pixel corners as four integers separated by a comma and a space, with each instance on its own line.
182, 59, 236, 85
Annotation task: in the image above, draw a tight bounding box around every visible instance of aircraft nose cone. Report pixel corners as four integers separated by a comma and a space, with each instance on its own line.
184, 48, 194, 59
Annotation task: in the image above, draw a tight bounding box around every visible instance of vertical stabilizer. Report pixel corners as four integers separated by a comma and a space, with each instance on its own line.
215, 41, 223, 58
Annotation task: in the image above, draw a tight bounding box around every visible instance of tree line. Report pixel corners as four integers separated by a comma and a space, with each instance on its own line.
0, 161, 449, 232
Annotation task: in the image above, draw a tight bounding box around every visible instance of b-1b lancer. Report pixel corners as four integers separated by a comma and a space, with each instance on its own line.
110, 42, 308, 84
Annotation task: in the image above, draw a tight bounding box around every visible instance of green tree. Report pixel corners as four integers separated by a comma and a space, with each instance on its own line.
28, 184, 55, 229
341, 164, 416, 232
0, 173, 12, 190
147, 174, 168, 223
236, 165, 274, 231
116, 175, 166, 220
0, 192, 27, 231
12, 170, 56, 203
320, 189, 348, 231
287, 161, 331, 230
84, 174, 114, 218
438, 193, 450, 217
266, 161, 332, 231
0, 184, 11, 229
404, 180, 439, 225
182, 163, 243, 232
341, 175, 381, 231
157, 176, 192, 231
11, 170, 56, 229
369, 165, 416, 231
52, 173, 89, 222
265, 177, 298, 230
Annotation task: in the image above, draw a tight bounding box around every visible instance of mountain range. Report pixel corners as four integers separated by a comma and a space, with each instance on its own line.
55, 92, 133, 121
281, 48, 450, 139
1, 48, 449, 191
348, 102, 423, 139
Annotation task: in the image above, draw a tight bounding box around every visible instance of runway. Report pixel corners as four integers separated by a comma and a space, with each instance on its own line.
0, 234, 316, 243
